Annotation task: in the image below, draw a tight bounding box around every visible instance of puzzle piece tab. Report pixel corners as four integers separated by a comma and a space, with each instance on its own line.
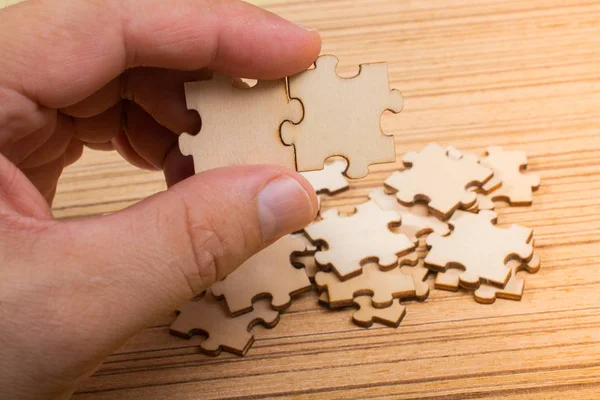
180, 74, 302, 173
211, 235, 311, 316
170, 293, 279, 356
385, 144, 494, 219
282, 55, 403, 179
304, 201, 415, 280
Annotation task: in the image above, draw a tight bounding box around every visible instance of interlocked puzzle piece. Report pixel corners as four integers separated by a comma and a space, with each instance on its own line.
435, 254, 541, 303
425, 210, 533, 287
301, 159, 350, 194
169, 293, 279, 356
211, 235, 311, 316
304, 200, 415, 280
352, 296, 406, 328
369, 187, 450, 242
179, 74, 302, 173
480, 146, 541, 205
281, 54, 403, 179
384, 143, 494, 219
315, 257, 417, 308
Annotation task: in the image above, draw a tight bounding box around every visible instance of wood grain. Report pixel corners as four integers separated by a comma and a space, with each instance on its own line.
46, 0, 600, 398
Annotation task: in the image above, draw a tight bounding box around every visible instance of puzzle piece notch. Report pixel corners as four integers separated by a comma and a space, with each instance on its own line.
425, 210, 533, 287
180, 73, 302, 173
480, 146, 541, 205
211, 235, 312, 316
305, 200, 415, 280
282, 54, 403, 179
369, 187, 450, 242
385, 143, 494, 219
301, 159, 350, 195
170, 293, 279, 356
352, 296, 406, 328
315, 259, 417, 308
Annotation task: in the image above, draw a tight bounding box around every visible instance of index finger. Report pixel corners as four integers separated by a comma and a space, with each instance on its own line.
0, 0, 321, 108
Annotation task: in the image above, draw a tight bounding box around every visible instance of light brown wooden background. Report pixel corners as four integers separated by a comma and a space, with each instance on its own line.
41, 0, 600, 398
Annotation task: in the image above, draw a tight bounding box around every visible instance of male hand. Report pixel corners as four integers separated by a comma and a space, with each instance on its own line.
0, 1, 320, 398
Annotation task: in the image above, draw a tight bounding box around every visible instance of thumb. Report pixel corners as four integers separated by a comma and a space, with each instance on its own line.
57, 165, 316, 342
66, 164, 316, 311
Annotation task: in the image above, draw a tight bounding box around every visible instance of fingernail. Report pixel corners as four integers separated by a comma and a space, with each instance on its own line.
294, 22, 317, 31
258, 177, 314, 241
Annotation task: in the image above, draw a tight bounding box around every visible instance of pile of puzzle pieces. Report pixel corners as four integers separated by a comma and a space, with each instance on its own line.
168, 56, 541, 356
170, 143, 541, 356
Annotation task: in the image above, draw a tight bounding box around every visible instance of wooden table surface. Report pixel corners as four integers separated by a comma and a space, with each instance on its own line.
46, 0, 600, 398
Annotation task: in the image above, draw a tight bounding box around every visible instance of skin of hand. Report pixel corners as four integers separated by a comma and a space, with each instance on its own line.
0, 0, 321, 399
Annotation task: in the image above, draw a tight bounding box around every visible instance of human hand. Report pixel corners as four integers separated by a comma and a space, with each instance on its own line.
0, 0, 320, 398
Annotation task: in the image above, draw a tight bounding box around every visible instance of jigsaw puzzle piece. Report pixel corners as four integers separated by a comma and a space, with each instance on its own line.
352, 296, 406, 328
474, 254, 541, 304
170, 293, 279, 356
282, 55, 402, 179
315, 262, 416, 308
425, 210, 533, 288
301, 158, 350, 195
180, 74, 301, 173
305, 201, 415, 280
211, 235, 311, 316
480, 146, 541, 205
385, 144, 493, 219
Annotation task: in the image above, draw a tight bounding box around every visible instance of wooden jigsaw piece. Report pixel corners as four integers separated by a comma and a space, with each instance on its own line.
435, 254, 541, 303
170, 293, 279, 356
301, 158, 350, 195
352, 296, 406, 328
474, 253, 541, 304
425, 210, 533, 287
369, 187, 450, 242
282, 54, 403, 179
385, 143, 494, 219
314, 258, 417, 308
480, 146, 541, 205
304, 200, 415, 280
211, 235, 312, 316
180, 73, 302, 173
